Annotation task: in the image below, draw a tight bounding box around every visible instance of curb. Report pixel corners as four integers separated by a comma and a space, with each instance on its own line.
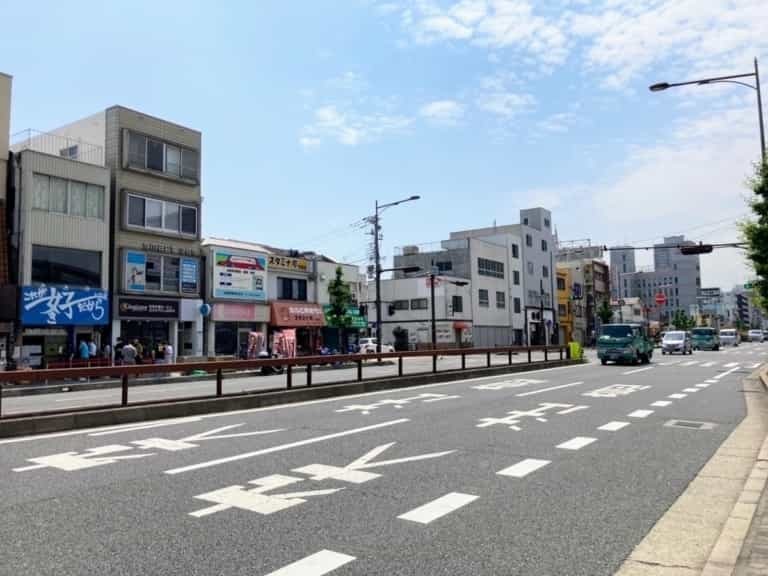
0, 358, 582, 438
700, 370, 768, 576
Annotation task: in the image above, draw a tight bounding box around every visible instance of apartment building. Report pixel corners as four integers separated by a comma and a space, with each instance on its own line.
0, 73, 12, 365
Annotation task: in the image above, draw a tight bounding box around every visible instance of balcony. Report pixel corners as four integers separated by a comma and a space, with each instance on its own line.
11, 129, 104, 166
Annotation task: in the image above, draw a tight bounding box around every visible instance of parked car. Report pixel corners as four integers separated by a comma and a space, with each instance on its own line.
597, 323, 654, 365
359, 338, 395, 354
719, 329, 740, 347
661, 331, 693, 355
691, 327, 720, 351
748, 329, 765, 343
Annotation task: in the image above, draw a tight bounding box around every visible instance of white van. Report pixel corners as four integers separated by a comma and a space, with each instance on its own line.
719, 329, 739, 347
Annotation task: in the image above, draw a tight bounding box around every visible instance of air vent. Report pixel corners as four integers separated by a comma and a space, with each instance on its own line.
664, 420, 716, 430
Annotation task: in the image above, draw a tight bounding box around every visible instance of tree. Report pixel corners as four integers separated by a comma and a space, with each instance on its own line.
597, 299, 614, 324
326, 266, 353, 351
671, 310, 695, 330
742, 160, 768, 312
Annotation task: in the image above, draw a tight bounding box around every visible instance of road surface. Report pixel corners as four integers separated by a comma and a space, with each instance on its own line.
0, 344, 764, 575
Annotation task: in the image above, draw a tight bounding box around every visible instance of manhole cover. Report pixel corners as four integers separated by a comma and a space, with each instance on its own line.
664, 420, 717, 430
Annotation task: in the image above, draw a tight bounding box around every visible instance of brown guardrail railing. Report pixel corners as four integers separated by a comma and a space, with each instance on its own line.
0, 345, 571, 419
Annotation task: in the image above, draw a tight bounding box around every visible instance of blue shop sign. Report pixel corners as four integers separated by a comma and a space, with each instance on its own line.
20, 285, 110, 326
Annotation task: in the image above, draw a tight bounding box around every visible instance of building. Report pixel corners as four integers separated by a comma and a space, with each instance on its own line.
696, 287, 724, 327
370, 275, 473, 349
0, 73, 13, 366
556, 268, 573, 344
609, 246, 636, 300
722, 284, 766, 329
41, 107, 205, 359
556, 255, 609, 344
612, 297, 648, 324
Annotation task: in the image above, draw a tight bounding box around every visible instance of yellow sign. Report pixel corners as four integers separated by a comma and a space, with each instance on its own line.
268, 255, 310, 273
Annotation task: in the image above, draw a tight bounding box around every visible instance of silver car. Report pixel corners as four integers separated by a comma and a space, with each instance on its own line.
719, 329, 739, 346
661, 331, 692, 355
748, 329, 765, 343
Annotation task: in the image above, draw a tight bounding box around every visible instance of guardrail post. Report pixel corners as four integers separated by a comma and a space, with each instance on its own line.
306, 364, 312, 387
461, 353, 466, 370
0, 384, 3, 419
216, 368, 223, 397
432, 353, 437, 373
566, 345, 571, 360
487, 351, 491, 367
527, 348, 532, 363
398, 356, 403, 377
559, 347, 563, 360
544, 348, 548, 361
508, 349, 513, 365
287, 365, 292, 389
121, 373, 129, 406
357, 359, 363, 381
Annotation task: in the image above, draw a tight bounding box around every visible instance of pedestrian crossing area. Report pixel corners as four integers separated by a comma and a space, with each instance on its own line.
656, 358, 763, 369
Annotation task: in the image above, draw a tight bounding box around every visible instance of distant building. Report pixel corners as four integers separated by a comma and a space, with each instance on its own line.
0, 72, 12, 365
609, 246, 636, 300
557, 258, 609, 344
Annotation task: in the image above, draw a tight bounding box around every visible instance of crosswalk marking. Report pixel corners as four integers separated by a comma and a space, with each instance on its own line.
264, 550, 356, 576
628, 409, 654, 418
598, 421, 630, 432
398, 492, 478, 524
497, 459, 551, 478
696, 384, 709, 388
668, 393, 687, 399
557, 437, 597, 450
683, 388, 699, 393
651, 400, 672, 407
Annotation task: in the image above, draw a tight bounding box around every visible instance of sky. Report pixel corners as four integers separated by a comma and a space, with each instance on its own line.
1, 0, 767, 290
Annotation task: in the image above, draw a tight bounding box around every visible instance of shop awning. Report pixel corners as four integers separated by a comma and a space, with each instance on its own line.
271, 301, 325, 327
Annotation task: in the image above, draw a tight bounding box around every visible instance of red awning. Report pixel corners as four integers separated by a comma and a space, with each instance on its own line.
453, 321, 471, 330
270, 301, 325, 327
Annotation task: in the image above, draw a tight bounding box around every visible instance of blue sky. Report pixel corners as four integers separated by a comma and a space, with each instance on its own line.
2, 0, 766, 288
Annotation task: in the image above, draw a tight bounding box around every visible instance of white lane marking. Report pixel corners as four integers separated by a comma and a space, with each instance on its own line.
557, 405, 590, 415
583, 384, 650, 398
264, 550, 356, 576
53, 393, 114, 403
651, 401, 672, 407
88, 417, 205, 437
598, 421, 630, 432
706, 379, 718, 383
165, 419, 409, 475
680, 360, 700, 367
682, 388, 699, 393
557, 437, 597, 450
749, 362, 762, 369
628, 410, 654, 418
724, 362, 740, 368
700, 362, 716, 367
696, 384, 710, 388
0, 362, 592, 446
515, 381, 584, 397
622, 367, 654, 375
714, 366, 742, 380
397, 492, 479, 524
668, 393, 687, 399
658, 360, 681, 366
497, 458, 551, 478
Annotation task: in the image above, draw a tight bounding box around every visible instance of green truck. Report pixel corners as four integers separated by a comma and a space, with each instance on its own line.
691, 327, 720, 351
597, 323, 654, 365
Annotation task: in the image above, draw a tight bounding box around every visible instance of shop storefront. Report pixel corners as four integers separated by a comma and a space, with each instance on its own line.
18, 285, 109, 368
321, 305, 366, 352
117, 297, 179, 362
270, 301, 325, 355
210, 302, 270, 356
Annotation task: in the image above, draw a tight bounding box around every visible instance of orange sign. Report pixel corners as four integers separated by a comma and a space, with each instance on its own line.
270, 301, 325, 327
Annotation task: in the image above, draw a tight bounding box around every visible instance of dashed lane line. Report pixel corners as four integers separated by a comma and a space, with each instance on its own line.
651, 401, 672, 407
515, 381, 585, 397
622, 367, 654, 375
668, 393, 687, 399
264, 550, 356, 576
397, 492, 479, 524
628, 410, 654, 418
598, 421, 630, 432
557, 437, 597, 451
497, 459, 551, 478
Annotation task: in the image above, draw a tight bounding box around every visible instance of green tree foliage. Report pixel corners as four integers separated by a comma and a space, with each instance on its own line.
671, 310, 695, 330
326, 266, 353, 347
742, 160, 768, 310
597, 299, 614, 324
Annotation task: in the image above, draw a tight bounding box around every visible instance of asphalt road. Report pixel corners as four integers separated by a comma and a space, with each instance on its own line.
0, 344, 764, 575
1, 350, 555, 416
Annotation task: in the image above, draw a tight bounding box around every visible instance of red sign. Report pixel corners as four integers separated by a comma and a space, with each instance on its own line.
270, 301, 325, 327
655, 292, 667, 305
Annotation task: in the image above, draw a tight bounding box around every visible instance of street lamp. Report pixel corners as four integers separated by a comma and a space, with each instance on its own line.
371, 196, 420, 353
649, 58, 765, 161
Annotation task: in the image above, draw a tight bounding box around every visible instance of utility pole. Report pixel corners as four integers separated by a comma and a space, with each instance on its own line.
430, 273, 437, 349
374, 200, 382, 354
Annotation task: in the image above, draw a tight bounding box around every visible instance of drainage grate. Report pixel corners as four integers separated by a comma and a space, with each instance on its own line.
664, 419, 717, 431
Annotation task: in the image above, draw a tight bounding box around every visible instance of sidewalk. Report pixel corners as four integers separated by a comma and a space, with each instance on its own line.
736, 482, 768, 575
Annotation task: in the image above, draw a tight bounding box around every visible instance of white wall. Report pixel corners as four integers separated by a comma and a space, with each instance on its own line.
469, 238, 510, 327
315, 261, 363, 305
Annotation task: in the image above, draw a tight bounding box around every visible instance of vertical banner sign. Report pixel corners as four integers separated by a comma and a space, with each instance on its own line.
126, 251, 146, 292
181, 258, 199, 294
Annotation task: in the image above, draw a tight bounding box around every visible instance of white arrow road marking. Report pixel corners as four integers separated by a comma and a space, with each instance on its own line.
598, 421, 630, 432
165, 419, 409, 475
13, 444, 155, 472
497, 458, 551, 478
515, 382, 584, 397
668, 393, 687, 399
397, 492, 479, 524
651, 401, 673, 407
88, 417, 204, 437
292, 442, 456, 484
557, 437, 597, 450
622, 367, 654, 375
132, 424, 284, 451
557, 405, 590, 415
263, 550, 356, 576
583, 384, 651, 398
628, 410, 654, 418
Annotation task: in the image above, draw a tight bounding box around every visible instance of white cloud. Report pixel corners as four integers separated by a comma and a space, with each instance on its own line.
537, 112, 578, 133
419, 99, 465, 124
476, 91, 535, 118
299, 136, 321, 149
301, 104, 412, 147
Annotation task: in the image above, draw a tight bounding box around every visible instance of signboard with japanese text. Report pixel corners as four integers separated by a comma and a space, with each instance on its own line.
268, 255, 309, 274
117, 297, 179, 319
180, 258, 199, 295
21, 286, 109, 326
212, 250, 267, 301
322, 305, 367, 329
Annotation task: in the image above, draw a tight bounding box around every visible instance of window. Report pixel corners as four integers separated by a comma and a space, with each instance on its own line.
543, 265, 549, 278
50, 177, 68, 213
410, 298, 428, 310
527, 261, 534, 275
674, 276, 678, 284
59, 145, 78, 160
128, 196, 145, 227
145, 254, 162, 291
278, 277, 308, 300
622, 264, 627, 273
513, 270, 520, 285
512, 244, 519, 258
393, 300, 409, 310
182, 149, 199, 180
544, 218, 550, 228
558, 304, 567, 316
162, 257, 180, 292
164, 202, 180, 232
523, 217, 529, 225
557, 277, 566, 290
526, 234, 532, 247
436, 261, 453, 272
146, 198, 163, 229
181, 206, 197, 235
478, 289, 489, 307
147, 139, 164, 171
127, 193, 197, 237
166, 145, 181, 177
32, 245, 101, 288
32, 174, 49, 209
513, 297, 521, 313
69, 181, 86, 217
478, 257, 504, 279
452, 295, 463, 313
541, 239, 548, 252
86, 184, 104, 219
128, 132, 147, 167
496, 291, 506, 308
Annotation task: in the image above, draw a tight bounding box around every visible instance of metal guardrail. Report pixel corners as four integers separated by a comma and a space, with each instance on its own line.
0, 345, 570, 419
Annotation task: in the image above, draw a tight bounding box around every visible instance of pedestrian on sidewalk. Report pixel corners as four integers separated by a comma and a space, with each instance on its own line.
165, 341, 175, 364
122, 341, 137, 365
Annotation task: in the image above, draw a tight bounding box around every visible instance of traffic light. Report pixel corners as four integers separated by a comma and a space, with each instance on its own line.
680, 243, 713, 255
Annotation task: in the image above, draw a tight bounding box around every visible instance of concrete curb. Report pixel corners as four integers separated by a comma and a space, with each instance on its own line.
0, 358, 582, 439
615, 368, 768, 576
